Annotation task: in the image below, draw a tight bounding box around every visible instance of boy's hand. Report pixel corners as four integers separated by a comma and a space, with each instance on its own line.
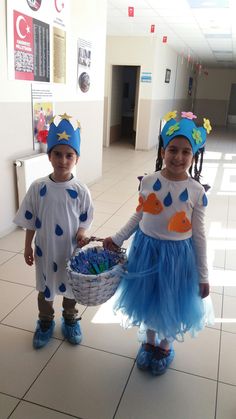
199, 283, 209, 299
76, 234, 90, 248
103, 237, 119, 251
24, 246, 34, 266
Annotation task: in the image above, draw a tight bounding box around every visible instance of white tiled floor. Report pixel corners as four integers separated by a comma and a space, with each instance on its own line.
1, 127, 236, 419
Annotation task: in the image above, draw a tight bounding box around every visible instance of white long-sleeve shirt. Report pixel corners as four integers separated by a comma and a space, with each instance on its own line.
112, 172, 208, 283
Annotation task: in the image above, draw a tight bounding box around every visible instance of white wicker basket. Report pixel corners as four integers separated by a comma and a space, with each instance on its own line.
66, 245, 126, 306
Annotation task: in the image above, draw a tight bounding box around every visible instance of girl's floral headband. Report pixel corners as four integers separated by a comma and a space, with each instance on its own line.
161, 111, 212, 154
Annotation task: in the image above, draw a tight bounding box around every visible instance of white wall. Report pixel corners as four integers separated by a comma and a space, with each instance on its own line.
195, 68, 236, 125
0, 0, 107, 237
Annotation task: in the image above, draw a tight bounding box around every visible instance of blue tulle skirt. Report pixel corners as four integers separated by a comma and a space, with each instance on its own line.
113, 228, 213, 342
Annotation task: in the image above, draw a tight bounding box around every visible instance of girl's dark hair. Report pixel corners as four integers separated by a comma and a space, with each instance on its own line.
155, 135, 210, 191
155, 135, 164, 172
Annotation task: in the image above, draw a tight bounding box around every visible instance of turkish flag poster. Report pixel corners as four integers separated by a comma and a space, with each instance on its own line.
7, 0, 68, 83
14, 11, 34, 80
14, 10, 49, 82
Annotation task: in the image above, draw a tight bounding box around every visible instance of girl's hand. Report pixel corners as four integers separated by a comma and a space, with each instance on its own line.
24, 246, 34, 266
199, 283, 209, 299
103, 237, 119, 251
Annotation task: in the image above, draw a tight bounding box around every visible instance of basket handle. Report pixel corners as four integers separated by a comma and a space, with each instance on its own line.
78, 236, 126, 255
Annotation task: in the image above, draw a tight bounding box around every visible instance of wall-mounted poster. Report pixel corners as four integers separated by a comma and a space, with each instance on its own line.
77, 38, 92, 93
32, 83, 54, 151
7, 0, 69, 83
53, 27, 66, 83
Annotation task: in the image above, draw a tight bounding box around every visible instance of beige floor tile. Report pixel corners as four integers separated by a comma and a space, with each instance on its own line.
97, 189, 135, 204
224, 285, 236, 297
173, 327, 220, 379
216, 382, 236, 419
81, 301, 139, 357
93, 200, 122, 214
222, 295, 236, 333
226, 249, 236, 270
0, 325, 61, 398
210, 292, 222, 330
101, 214, 133, 230
219, 331, 236, 386
0, 394, 19, 419
115, 368, 216, 419
210, 268, 236, 288
0, 280, 33, 321
9, 401, 78, 419
207, 241, 226, 269
91, 211, 113, 227
228, 196, 236, 221
0, 249, 16, 265
0, 253, 35, 286
0, 228, 25, 252
25, 345, 134, 419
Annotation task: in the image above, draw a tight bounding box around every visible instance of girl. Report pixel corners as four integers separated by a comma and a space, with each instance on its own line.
14, 114, 94, 349
104, 110, 213, 376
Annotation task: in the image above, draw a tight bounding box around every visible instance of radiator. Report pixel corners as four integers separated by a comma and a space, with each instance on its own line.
14, 153, 53, 207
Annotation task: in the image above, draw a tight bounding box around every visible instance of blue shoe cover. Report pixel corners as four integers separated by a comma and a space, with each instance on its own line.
136, 343, 155, 370
33, 320, 55, 349
150, 346, 175, 376
61, 319, 82, 345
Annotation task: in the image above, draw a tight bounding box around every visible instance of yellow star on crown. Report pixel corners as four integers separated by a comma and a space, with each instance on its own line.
57, 131, 71, 141
59, 113, 72, 121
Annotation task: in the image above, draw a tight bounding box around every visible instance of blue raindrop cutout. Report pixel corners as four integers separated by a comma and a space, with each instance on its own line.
59, 283, 66, 293
44, 286, 51, 299
36, 245, 43, 257
66, 189, 78, 199
202, 194, 208, 207
153, 179, 162, 191
25, 210, 33, 220
55, 224, 63, 236
80, 212, 88, 222
53, 262, 58, 272
35, 217, 41, 229
40, 185, 47, 197
163, 192, 172, 207
179, 188, 189, 202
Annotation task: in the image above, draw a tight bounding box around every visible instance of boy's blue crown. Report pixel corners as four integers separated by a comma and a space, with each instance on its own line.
47, 113, 81, 155
161, 111, 212, 155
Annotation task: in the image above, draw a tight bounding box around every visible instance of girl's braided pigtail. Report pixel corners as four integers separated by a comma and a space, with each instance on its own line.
155, 136, 164, 172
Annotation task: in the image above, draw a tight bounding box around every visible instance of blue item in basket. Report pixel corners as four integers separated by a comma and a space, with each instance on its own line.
70, 247, 124, 275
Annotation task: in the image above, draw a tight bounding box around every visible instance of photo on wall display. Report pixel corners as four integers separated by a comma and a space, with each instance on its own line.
31, 84, 54, 152
77, 38, 92, 93
165, 68, 171, 83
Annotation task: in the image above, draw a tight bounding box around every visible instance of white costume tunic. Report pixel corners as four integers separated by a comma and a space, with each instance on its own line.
14, 176, 93, 300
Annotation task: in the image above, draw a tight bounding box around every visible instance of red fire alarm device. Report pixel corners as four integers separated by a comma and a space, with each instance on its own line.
128, 6, 134, 17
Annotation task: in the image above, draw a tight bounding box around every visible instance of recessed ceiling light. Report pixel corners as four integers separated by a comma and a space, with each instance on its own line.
187, 0, 229, 7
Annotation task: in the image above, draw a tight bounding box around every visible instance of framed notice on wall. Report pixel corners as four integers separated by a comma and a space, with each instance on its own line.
7, 0, 69, 83
165, 68, 171, 83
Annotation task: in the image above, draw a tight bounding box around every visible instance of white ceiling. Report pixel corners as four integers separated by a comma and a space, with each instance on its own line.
107, 0, 236, 69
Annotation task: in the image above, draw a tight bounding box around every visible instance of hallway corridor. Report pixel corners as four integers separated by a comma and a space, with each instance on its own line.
0, 126, 236, 419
